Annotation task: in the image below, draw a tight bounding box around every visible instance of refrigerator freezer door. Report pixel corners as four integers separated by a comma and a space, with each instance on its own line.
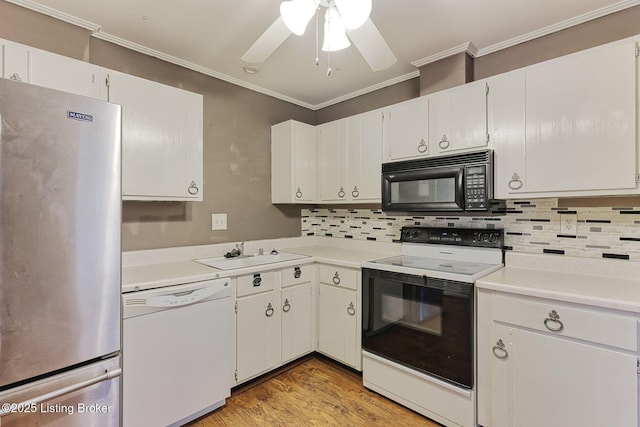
0, 79, 122, 388
0, 357, 121, 426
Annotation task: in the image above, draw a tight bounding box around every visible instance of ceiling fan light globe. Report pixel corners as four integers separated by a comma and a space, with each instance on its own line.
322, 7, 350, 52
334, 0, 371, 29
280, 0, 317, 36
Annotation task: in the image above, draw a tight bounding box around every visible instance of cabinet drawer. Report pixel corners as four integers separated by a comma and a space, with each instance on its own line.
492, 293, 636, 351
281, 264, 311, 288
237, 271, 277, 297
318, 265, 358, 290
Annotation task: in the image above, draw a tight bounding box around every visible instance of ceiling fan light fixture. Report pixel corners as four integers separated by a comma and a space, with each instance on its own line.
280, 0, 318, 36
322, 6, 350, 52
333, 0, 371, 30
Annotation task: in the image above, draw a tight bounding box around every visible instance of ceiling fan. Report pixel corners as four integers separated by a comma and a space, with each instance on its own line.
241, 0, 397, 72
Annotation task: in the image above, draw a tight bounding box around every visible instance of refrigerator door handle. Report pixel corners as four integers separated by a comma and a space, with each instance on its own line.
146, 286, 217, 308
0, 368, 122, 417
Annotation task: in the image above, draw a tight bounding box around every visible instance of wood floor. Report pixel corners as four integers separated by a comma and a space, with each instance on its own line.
187, 356, 441, 426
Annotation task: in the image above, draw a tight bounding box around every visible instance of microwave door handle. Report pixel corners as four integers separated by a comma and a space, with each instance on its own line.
456, 168, 465, 209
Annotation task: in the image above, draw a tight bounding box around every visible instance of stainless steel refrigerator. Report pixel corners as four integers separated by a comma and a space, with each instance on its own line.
0, 78, 122, 426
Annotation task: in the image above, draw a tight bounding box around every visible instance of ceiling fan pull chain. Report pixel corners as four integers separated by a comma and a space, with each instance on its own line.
327, 51, 332, 76
315, 7, 319, 66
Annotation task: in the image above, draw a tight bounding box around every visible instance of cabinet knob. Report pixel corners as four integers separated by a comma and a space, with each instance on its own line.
508, 173, 523, 190
347, 302, 356, 316
438, 135, 450, 150
187, 181, 199, 195
351, 186, 359, 198
252, 274, 262, 287
265, 302, 275, 317
338, 187, 345, 198
294, 266, 302, 279
295, 187, 303, 199
544, 310, 564, 332
282, 298, 291, 313
332, 272, 341, 285
417, 139, 428, 153
9, 73, 23, 82
492, 339, 509, 359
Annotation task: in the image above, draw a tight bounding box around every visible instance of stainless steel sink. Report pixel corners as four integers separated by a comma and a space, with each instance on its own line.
195, 251, 309, 270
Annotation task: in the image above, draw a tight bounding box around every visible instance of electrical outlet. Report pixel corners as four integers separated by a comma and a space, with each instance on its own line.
560, 214, 577, 235
211, 213, 227, 231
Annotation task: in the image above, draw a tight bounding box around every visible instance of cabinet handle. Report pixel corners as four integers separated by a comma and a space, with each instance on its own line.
332, 272, 341, 285
544, 310, 564, 332
338, 187, 345, 198
347, 302, 356, 316
508, 173, 523, 190
351, 186, 359, 198
295, 187, 303, 199
294, 267, 302, 279
187, 181, 199, 195
9, 73, 23, 82
265, 303, 274, 317
492, 339, 508, 359
417, 139, 428, 153
438, 135, 450, 150
252, 274, 262, 287
283, 298, 291, 313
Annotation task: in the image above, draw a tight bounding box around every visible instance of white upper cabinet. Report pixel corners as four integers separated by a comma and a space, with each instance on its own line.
382, 96, 429, 162
523, 39, 637, 194
107, 70, 203, 201
428, 79, 488, 154
317, 119, 347, 202
271, 120, 316, 203
2, 39, 106, 99
316, 110, 383, 203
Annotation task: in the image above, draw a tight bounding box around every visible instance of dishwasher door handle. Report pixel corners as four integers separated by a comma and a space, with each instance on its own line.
146, 285, 220, 308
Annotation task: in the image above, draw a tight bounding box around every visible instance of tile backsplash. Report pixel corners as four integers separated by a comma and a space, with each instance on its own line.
302, 198, 640, 261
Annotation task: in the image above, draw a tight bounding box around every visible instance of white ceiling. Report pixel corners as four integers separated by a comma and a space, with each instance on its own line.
15, 0, 640, 109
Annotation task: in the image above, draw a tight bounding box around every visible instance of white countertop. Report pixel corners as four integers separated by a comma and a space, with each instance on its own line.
477, 252, 640, 313
122, 236, 400, 293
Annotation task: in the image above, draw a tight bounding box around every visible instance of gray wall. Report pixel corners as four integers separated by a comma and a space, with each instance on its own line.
1, 1, 638, 250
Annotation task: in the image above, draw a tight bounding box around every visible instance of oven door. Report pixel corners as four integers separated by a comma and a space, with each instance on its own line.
381, 165, 464, 212
362, 268, 474, 389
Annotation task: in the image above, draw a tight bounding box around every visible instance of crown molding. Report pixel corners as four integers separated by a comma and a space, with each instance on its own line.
476, 0, 640, 56
411, 42, 478, 68
4, 0, 100, 31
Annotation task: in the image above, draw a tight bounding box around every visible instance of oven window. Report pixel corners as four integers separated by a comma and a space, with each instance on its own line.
362, 269, 473, 389
390, 177, 456, 204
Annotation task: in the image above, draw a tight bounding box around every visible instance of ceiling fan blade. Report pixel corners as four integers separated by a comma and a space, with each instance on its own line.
346, 18, 397, 71
241, 16, 292, 63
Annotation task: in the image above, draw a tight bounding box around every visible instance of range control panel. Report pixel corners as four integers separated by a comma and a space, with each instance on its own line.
400, 227, 504, 249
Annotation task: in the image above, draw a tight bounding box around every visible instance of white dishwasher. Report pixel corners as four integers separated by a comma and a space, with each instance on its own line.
122, 278, 232, 427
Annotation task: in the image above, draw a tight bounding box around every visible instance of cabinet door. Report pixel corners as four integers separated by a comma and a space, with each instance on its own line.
382, 97, 429, 162
489, 71, 527, 198
236, 292, 280, 383
346, 110, 383, 202
429, 79, 488, 154
317, 120, 347, 202
2, 40, 29, 83
281, 282, 313, 363
317, 284, 358, 368
292, 121, 316, 202
30, 49, 105, 99
524, 40, 636, 193
108, 70, 203, 201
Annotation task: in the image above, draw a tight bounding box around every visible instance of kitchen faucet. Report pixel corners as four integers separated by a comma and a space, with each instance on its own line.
236, 241, 245, 256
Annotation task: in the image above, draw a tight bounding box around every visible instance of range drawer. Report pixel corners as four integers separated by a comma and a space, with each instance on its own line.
318, 265, 358, 291
492, 293, 637, 351
281, 264, 311, 288
237, 271, 276, 297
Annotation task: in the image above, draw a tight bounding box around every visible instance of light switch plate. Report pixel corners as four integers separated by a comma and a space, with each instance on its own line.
560, 214, 577, 235
211, 213, 227, 231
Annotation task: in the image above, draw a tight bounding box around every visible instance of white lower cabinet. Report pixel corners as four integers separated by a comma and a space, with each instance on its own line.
317, 265, 361, 370
234, 265, 314, 385
477, 289, 638, 427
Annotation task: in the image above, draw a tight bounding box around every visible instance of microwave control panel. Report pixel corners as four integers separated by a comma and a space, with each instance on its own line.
464, 165, 487, 209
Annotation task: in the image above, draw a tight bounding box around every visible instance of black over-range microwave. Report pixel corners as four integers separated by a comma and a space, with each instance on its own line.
381, 149, 505, 215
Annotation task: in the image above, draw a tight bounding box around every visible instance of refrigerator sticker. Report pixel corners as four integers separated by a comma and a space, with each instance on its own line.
67, 111, 93, 122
